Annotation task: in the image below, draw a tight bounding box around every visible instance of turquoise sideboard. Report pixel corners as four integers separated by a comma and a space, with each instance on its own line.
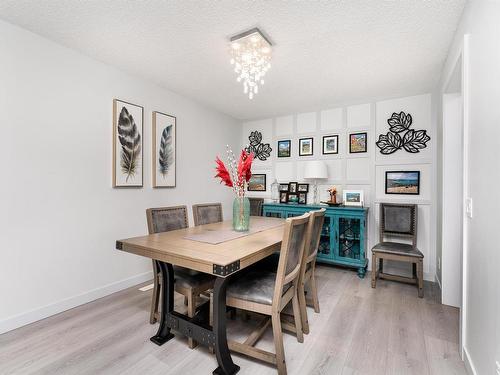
263, 203, 369, 278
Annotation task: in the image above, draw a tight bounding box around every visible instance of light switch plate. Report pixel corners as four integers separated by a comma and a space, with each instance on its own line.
465, 197, 473, 218
495, 360, 500, 375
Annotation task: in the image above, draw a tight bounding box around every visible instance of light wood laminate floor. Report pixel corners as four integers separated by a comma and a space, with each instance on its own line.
0, 266, 466, 375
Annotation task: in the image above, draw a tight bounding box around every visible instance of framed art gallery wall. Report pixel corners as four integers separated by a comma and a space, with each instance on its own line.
239, 93, 436, 281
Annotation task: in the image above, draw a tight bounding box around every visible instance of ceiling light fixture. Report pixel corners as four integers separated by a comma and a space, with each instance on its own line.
229, 28, 272, 99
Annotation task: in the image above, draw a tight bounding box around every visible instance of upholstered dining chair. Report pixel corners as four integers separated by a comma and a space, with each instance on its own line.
297, 208, 326, 334
146, 206, 215, 348
248, 197, 264, 216
192, 203, 223, 226
223, 213, 311, 375
371, 203, 424, 297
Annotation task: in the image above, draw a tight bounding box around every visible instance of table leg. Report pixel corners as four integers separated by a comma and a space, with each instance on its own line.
212, 276, 240, 375
150, 261, 175, 345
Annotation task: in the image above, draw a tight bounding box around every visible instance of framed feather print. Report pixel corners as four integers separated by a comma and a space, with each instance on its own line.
152, 111, 176, 187
113, 99, 143, 187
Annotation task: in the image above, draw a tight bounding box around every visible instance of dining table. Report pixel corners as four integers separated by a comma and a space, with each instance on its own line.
115, 216, 285, 375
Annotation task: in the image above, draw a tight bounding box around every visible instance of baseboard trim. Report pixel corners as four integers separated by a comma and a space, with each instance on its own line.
463, 346, 477, 375
0, 271, 153, 335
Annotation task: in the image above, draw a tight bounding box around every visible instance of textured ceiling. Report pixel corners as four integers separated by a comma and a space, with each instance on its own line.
0, 0, 465, 120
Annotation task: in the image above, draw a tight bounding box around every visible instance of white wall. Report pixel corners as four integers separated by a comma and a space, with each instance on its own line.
0, 20, 239, 333
439, 0, 500, 373
240, 93, 436, 280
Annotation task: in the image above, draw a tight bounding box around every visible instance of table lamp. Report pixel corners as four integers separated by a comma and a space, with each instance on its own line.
304, 161, 328, 204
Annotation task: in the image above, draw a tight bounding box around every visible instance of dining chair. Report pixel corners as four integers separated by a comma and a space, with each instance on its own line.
248, 197, 264, 216
223, 213, 311, 375
146, 206, 215, 348
297, 208, 326, 335
371, 203, 424, 297
192, 202, 223, 226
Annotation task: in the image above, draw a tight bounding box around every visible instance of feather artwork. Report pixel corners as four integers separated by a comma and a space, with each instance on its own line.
215, 157, 233, 187
158, 125, 174, 178
118, 107, 141, 181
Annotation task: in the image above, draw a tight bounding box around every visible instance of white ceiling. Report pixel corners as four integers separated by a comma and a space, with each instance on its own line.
0, 1, 465, 120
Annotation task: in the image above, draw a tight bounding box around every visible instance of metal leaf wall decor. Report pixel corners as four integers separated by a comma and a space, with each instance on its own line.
376, 111, 430, 154
245, 130, 272, 161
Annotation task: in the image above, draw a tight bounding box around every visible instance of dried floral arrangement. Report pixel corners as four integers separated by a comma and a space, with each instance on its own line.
215, 146, 254, 197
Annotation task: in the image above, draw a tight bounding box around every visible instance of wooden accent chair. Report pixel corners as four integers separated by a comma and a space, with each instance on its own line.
371, 203, 424, 298
146, 206, 215, 348
248, 197, 264, 216
297, 208, 326, 334
192, 203, 223, 226
223, 213, 311, 375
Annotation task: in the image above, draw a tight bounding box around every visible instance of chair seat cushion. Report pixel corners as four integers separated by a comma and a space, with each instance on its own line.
173, 266, 214, 289
227, 270, 291, 305
372, 242, 423, 258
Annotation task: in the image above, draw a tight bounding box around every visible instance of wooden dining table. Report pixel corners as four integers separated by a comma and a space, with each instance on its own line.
116, 216, 285, 375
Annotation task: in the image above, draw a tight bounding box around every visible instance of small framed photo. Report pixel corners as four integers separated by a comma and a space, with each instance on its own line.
287, 193, 299, 204
288, 182, 298, 193
298, 183, 309, 192
280, 192, 288, 203
279, 183, 289, 192
343, 190, 364, 206
299, 137, 314, 156
152, 111, 176, 188
298, 192, 308, 204
247, 174, 266, 191
322, 135, 339, 155
277, 140, 291, 158
349, 132, 367, 153
385, 171, 420, 195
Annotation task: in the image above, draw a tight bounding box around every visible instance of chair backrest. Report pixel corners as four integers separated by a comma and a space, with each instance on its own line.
248, 198, 264, 216
379, 203, 418, 247
192, 203, 223, 226
272, 213, 311, 305
146, 206, 188, 234
302, 208, 326, 267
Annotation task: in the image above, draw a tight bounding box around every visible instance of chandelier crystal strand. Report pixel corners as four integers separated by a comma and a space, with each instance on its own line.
229, 30, 272, 99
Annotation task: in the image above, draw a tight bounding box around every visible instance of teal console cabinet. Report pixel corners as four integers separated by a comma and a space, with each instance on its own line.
263, 203, 369, 278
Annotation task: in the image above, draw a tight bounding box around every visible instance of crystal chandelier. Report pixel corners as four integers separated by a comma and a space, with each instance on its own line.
229, 28, 272, 99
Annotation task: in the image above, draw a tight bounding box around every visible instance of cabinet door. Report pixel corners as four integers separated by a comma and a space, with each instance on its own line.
333, 215, 364, 262
317, 215, 334, 260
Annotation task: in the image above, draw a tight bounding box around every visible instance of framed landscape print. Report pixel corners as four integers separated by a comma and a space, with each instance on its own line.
299, 137, 314, 156
152, 111, 176, 188
343, 190, 364, 206
349, 132, 367, 153
323, 135, 339, 154
113, 99, 143, 187
385, 171, 420, 195
248, 174, 266, 191
278, 140, 291, 157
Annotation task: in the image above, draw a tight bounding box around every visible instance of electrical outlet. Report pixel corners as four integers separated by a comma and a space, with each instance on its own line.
465, 197, 473, 218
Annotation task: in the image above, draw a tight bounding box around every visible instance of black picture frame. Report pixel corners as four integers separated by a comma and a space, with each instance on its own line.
287, 193, 299, 204
279, 192, 288, 203
322, 135, 339, 155
288, 181, 298, 193
247, 174, 267, 191
349, 132, 367, 154
299, 137, 314, 156
298, 183, 309, 192
298, 192, 307, 204
385, 171, 420, 195
279, 183, 289, 192
277, 140, 291, 158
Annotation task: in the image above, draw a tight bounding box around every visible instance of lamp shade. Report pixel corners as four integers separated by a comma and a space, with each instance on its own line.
303, 161, 328, 180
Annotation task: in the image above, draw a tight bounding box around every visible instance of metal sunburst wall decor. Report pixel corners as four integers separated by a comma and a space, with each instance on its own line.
376, 111, 431, 154
245, 131, 272, 161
